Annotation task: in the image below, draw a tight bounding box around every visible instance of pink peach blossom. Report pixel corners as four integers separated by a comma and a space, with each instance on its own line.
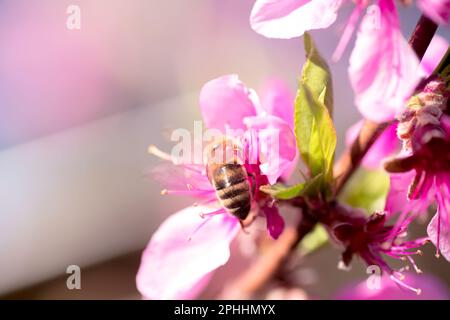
349, 0, 421, 123
137, 75, 297, 299
385, 79, 450, 262
136, 205, 240, 299
250, 0, 343, 39
200, 75, 297, 185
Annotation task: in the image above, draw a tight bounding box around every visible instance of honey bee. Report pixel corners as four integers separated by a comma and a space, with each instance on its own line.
204, 139, 254, 224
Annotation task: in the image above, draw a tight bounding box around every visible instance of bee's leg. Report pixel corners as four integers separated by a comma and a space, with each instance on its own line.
239, 220, 250, 234
247, 172, 257, 197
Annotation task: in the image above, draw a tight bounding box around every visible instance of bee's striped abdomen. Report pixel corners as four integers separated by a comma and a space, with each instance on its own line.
211, 164, 251, 220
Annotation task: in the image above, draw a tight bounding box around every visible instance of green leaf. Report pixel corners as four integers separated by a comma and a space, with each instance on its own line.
339, 168, 390, 214
299, 224, 329, 255
260, 183, 306, 200
259, 173, 323, 200
302, 32, 333, 114
293, 33, 336, 193
294, 83, 336, 184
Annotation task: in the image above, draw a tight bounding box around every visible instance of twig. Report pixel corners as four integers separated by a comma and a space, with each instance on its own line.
220, 213, 316, 299
334, 121, 390, 195
408, 15, 438, 60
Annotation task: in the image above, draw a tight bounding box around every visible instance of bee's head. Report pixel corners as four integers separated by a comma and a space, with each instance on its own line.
203, 138, 241, 166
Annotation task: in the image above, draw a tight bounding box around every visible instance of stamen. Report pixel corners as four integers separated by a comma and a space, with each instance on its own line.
406, 256, 422, 274
397, 266, 410, 273
188, 217, 213, 241
337, 260, 352, 271
268, 198, 276, 208
393, 272, 405, 280
148, 145, 173, 161
390, 274, 422, 295
199, 208, 226, 219
436, 212, 441, 258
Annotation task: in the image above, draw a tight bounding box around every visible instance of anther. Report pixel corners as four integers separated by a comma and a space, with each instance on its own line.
161, 189, 168, 195
390, 274, 422, 295
398, 266, 410, 273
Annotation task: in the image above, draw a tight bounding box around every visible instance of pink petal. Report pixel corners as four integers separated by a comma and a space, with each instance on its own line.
363, 123, 398, 168
243, 115, 297, 184
385, 171, 416, 215
250, 0, 342, 39
441, 115, 450, 136
263, 204, 285, 239
136, 206, 240, 299
417, 0, 450, 25
149, 162, 213, 194
420, 34, 449, 77
427, 211, 450, 262
259, 78, 294, 127
336, 273, 450, 299
332, 3, 364, 62
345, 120, 399, 169
349, 0, 421, 123
385, 170, 434, 218
199, 75, 257, 131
